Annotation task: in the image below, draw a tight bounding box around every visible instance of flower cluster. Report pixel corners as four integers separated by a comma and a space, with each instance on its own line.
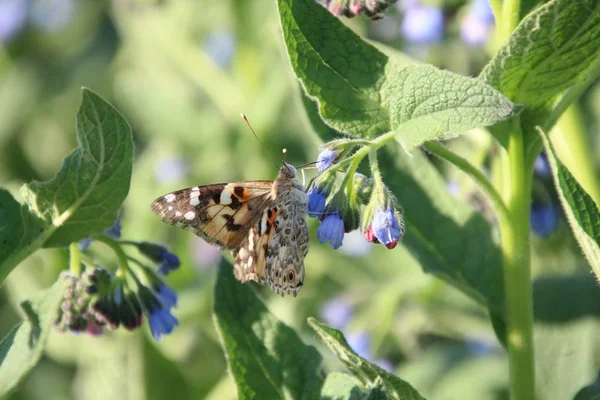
61, 216, 182, 339
55, 264, 179, 340
320, 0, 398, 20
308, 146, 404, 250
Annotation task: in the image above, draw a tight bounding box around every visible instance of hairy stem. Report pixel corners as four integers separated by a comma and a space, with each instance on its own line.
94, 235, 129, 273
501, 117, 535, 400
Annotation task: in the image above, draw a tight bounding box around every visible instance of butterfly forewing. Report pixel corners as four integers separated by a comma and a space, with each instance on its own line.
151, 182, 272, 249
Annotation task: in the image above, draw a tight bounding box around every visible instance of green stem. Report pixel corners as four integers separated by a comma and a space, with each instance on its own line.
488, 0, 503, 27
424, 141, 509, 225
69, 243, 82, 277
500, 118, 535, 400
94, 235, 129, 273
502, 0, 522, 40
344, 149, 367, 208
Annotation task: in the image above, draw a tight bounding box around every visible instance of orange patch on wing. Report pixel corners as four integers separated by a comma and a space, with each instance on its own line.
232, 186, 252, 202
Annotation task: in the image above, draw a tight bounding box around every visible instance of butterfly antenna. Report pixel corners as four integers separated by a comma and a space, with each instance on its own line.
241, 113, 279, 170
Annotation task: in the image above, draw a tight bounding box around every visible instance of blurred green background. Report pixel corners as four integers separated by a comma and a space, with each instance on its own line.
1, 0, 599, 399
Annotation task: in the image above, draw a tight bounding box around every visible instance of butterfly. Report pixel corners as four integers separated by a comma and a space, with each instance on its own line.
150, 162, 309, 297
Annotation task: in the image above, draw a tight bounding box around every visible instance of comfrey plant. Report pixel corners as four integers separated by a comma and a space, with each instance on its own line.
1, 0, 600, 399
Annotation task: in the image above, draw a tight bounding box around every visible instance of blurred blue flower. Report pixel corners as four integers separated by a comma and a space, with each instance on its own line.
157, 251, 181, 275
460, 0, 494, 46
308, 187, 327, 218
78, 216, 122, 251
148, 305, 178, 340
0, 0, 28, 43
446, 180, 460, 198
147, 284, 178, 340
530, 204, 559, 237
401, 3, 444, 44
320, 298, 353, 329
372, 207, 402, 249
154, 157, 189, 184
29, 0, 76, 32
203, 29, 236, 68
374, 358, 394, 372
104, 218, 122, 239
472, 0, 494, 23
466, 338, 497, 355
347, 331, 372, 359
191, 237, 221, 268
78, 238, 92, 251
533, 152, 552, 178
317, 148, 340, 172
137, 242, 181, 275
317, 212, 345, 249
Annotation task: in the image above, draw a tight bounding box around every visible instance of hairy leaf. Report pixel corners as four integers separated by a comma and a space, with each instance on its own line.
0, 277, 67, 396
22, 88, 133, 247
321, 373, 379, 400
278, 0, 517, 148
308, 318, 425, 400
0, 89, 133, 285
213, 260, 324, 400
538, 127, 600, 279
481, 0, 600, 105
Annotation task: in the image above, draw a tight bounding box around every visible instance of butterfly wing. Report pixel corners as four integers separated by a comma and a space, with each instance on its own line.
233, 205, 278, 284
233, 187, 308, 296
151, 182, 273, 250
265, 187, 309, 296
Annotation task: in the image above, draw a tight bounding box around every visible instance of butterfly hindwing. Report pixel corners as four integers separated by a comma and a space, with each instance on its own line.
264, 187, 308, 296
151, 182, 272, 249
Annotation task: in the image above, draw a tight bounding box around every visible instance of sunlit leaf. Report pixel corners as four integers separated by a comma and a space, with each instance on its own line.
278, 0, 517, 149
0, 89, 133, 285
308, 318, 425, 400
538, 127, 600, 279
213, 260, 324, 400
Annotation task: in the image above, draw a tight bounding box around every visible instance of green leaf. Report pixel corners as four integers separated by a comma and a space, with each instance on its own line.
278, 0, 517, 148
481, 0, 600, 105
320, 373, 372, 400
574, 372, 600, 400
0, 89, 133, 285
213, 260, 324, 400
308, 318, 426, 400
379, 146, 505, 314
0, 277, 67, 397
0, 189, 45, 267
538, 127, 600, 279
534, 318, 600, 400
22, 88, 133, 247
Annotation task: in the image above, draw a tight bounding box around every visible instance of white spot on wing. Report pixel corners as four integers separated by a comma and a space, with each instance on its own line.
164, 193, 176, 203
219, 190, 233, 205
175, 211, 182, 217
190, 197, 200, 206
184, 211, 196, 220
